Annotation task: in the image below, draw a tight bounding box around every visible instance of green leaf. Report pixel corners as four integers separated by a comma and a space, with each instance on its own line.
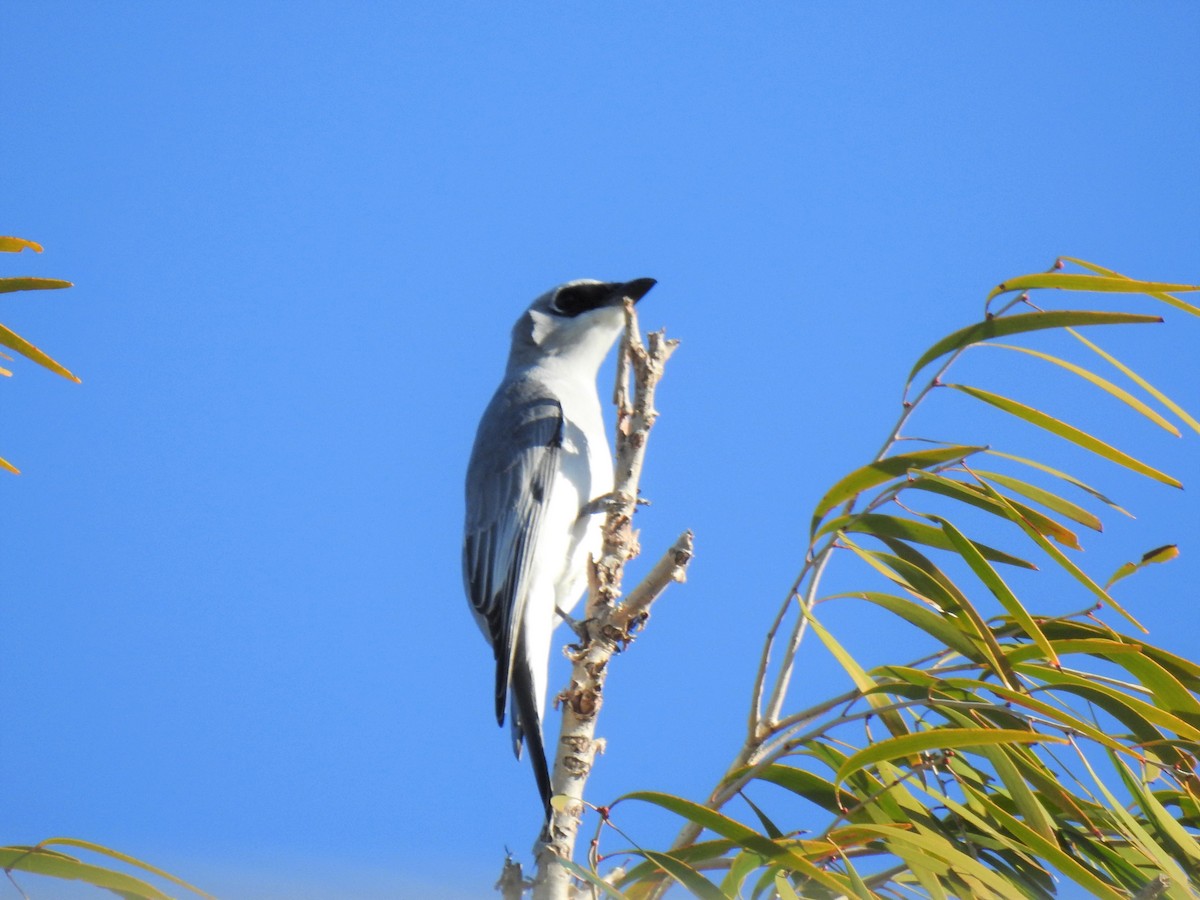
0, 276, 73, 293
801, 605, 910, 740
0, 846, 173, 900
627, 851, 730, 900
908, 470, 1082, 548
1061, 256, 1200, 318
930, 516, 1057, 664
0, 236, 44, 253
1067, 327, 1200, 437
970, 469, 1102, 531
985, 343, 1180, 435
1107, 544, 1180, 589
35, 838, 215, 900
557, 857, 630, 899
969, 477, 1147, 632
0, 322, 81, 382
850, 537, 1020, 688
619, 792, 854, 895
818, 512, 1035, 568
960, 785, 1126, 900
840, 824, 1032, 900
985, 272, 1199, 303
985, 449, 1131, 516
810, 445, 986, 531
950, 384, 1181, 488
975, 744, 1058, 843
1112, 754, 1200, 866
843, 592, 985, 663
833, 729, 1065, 788
906, 310, 1160, 387
1072, 748, 1195, 898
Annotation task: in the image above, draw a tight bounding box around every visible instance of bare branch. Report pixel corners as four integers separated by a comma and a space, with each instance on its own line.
531, 302, 690, 900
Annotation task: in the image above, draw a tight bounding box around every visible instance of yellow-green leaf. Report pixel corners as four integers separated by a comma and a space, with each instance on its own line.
969, 477, 1147, 632
1061, 256, 1200, 318
908, 470, 1082, 549
0, 322, 81, 382
0, 276, 73, 293
833, 728, 1064, 788
950, 384, 1180, 487
961, 785, 1125, 900
0, 236, 44, 253
907, 310, 1160, 387
986, 449, 1131, 516
1068, 327, 1200, 437
817, 512, 1035, 568
985, 343, 1179, 435
970, 469, 1102, 531
1107, 544, 1180, 589
811, 445, 986, 531
801, 605, 909, 739
35, 838, 214, 899
0, 455, 19, 474
629, 851, 730, 900
0, 846, 173, 900
986, 272, 1200, 304
931, 516, 1057, 664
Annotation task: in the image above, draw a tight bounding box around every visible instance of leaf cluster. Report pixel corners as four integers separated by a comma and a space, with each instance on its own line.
575, 262, 1200, 899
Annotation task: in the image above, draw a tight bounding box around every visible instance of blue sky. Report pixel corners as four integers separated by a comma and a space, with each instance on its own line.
4, 4, 1199, 898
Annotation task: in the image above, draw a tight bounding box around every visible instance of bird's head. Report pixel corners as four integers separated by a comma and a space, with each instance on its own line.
509, 278, 656, 374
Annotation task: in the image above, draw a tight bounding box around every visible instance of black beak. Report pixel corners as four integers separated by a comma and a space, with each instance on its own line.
613, 277, 657, 304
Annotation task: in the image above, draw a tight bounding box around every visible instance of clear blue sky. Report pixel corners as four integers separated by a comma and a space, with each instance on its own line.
4, 4, 1198, 898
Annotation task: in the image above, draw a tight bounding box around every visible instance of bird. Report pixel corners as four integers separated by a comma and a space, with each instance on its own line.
462, 277, 657, 818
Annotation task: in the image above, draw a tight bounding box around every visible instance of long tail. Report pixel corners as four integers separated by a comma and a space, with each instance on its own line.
510, 652, 553, 821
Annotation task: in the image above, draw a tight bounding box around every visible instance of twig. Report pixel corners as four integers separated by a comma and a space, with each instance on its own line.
531, 301, 691, 900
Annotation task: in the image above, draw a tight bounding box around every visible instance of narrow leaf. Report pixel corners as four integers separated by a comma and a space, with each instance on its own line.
0, 455, 19, 474
907, 310, 1160, 387
971, 469, 1102, 531
961, 785, 1126, 900
1107, 544, 1180, 589
0, 276, 73, 293
1068, 327, 1200, 437
833, 729, 1064, 788
811, 445, 986, 531
931, 516, 1057, 664
0, 322, 81, 382
0, 846, 173, 900
819, 512, 1035, 568
970, 476, 1147, 632
800, 605, 910, 739
950, 384, 1181, 487
985, 343, 1180, 435
619, 792, 852, 895
986, 272, 1199, 303
629, 851, 730, 900
557, 857, 631, 899
908, 470, 1082, 548
986, 449, 1131, 516
37, 838, 215, 899
0, 236, 44, 253
1112, 754, 1200, 866
1061, 256, 1200, 318
1073, 747, 1195, 897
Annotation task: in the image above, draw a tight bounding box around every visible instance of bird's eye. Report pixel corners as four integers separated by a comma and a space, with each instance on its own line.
551, 284, 610, 318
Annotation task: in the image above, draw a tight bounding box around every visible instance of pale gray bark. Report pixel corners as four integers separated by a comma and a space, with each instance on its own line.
530, 302, 691, 900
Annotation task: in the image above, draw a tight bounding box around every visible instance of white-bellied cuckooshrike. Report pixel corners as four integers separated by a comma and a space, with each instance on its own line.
463, 277, 657, 817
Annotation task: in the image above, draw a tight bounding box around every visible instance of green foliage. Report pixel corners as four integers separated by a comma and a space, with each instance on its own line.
0, 235, 79, 473
578, 262, 1200, 898
1, 237, 207, 900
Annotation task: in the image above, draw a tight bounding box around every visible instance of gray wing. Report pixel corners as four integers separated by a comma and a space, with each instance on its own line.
462, 381, 564, 727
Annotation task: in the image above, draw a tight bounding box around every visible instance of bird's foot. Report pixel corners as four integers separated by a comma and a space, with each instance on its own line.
556, 606, 592, 640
